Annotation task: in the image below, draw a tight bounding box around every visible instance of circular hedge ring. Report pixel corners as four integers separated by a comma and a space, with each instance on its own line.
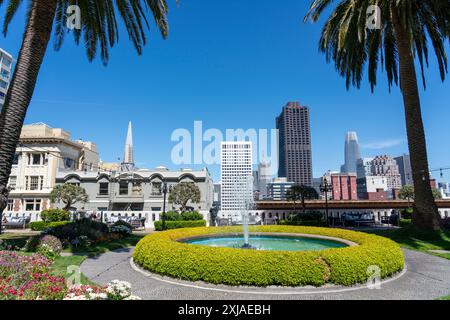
133, 226, 404, 287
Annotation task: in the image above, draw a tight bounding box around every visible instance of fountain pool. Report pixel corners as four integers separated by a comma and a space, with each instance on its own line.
183, 235, 348, 252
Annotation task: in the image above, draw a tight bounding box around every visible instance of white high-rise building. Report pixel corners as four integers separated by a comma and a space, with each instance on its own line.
0, 48, 13, 108
220, 141, 253, 221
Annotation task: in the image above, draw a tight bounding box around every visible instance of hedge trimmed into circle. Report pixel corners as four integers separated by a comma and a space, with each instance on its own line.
133, 226, 404, 287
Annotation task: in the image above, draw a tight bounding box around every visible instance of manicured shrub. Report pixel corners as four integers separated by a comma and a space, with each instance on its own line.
400, 219, 412, 227
279, 220, 326, 227
44, 218, 109, 246
181, 211, 204, 221
154, 220, 206, 231
40, 209, 69, 222
30, 221, 71, 231
110, 225, 132, 236
113, 220, 132, 230
133, 226, 404, 287
165, 211, 183, 221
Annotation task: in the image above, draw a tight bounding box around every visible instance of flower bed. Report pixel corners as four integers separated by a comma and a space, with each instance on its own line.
0, 251, 140, 300
0, 251, 66, 300
133, 226, 405, 287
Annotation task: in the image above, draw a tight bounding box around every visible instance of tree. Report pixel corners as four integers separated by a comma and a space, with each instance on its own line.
304, 0, 449, 231
168, 182, 201, 212
399, 185, 415, 207
0, 0, 171, 230
49, 184, 89, 211
399, 185, 442, 205
286, 185, 319, 214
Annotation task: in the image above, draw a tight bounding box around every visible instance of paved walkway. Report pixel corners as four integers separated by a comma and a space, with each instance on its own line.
80, 248, 450, 300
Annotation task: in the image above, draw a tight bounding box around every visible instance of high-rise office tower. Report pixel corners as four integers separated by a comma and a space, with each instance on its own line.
394, 154, 413, 186
257, 161, 272, 199
0, 48, 13, 109
341, 132, 361, 174
220, 141, 253, 221
276, 102, 313, 186
371, 155, 402, 190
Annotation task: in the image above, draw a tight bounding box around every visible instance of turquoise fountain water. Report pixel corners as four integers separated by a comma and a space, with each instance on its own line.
185, 235, 347, 252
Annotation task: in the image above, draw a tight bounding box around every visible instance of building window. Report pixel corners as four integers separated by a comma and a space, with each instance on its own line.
8, 176, 16, 190
24, 199, 41, 211
12, 153, 19, 165
30, 154, 42, 165
152, 182, 162, 195
64, 158, 75, 169
99, 183, 109, 195
6, 199, 13, 211
29, 176, 39, 190
119, 181, 128, 195
25, 176, 44, 191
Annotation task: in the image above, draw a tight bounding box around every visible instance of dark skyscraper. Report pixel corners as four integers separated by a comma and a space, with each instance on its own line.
276, 102, 313, 186
341, 131, 361, 174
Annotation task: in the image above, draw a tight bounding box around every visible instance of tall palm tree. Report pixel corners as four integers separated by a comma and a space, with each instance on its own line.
305, 0, 449, 231
0, 0, 170, 231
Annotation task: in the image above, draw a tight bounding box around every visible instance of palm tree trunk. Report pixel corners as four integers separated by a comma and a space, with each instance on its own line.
0, 0, 57, 230
391, 7, 441, 231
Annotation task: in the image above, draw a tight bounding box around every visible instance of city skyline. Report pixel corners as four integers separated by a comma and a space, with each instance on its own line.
1, 1, 448, 183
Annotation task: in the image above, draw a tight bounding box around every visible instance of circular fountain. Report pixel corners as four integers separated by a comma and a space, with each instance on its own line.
183, 234, 348, 251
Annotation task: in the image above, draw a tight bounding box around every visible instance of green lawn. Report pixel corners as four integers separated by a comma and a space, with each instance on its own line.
366, 226, 450, 257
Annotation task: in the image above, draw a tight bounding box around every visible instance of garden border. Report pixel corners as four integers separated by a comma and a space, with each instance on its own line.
133, 226, 405, 287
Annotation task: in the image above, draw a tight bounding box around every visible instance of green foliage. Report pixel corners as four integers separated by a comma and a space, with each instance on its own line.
134, 226, 404, 287
168, 183, 201, 211
279, 220, 326, 227
399, 186, 415, 202
400, 219, 412, 228
164, 211, 203, 221
40, 209, 69, 222
30, 221, 71, 231
154, 220, 206, 231
401, 208, 414, 220
44, 219, 109, 247
113, 220, 132, 230
398, 185, 442, 201
49, 184, 89, 210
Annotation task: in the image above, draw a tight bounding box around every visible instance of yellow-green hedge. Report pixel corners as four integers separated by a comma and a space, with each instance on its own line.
133, 226, 404, 287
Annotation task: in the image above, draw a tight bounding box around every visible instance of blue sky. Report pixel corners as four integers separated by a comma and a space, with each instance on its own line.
1, 0, 449, 182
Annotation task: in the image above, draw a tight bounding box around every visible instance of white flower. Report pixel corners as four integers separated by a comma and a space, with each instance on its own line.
124, 295, 141, 300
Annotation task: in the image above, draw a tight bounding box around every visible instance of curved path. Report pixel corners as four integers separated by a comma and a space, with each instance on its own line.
80, 248, 450, 300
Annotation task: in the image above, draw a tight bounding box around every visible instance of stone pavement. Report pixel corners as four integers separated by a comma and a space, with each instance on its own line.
80, 248, 450, 300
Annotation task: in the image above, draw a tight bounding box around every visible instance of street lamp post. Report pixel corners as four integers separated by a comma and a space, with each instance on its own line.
161, 181, 168, 231
320, 177, 331, 227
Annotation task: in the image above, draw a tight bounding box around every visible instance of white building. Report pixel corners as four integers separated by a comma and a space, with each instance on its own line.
0, 48, 13, 108
4, 123, 99, 220
438, 182, 450, 199
220, 141, 253, 221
